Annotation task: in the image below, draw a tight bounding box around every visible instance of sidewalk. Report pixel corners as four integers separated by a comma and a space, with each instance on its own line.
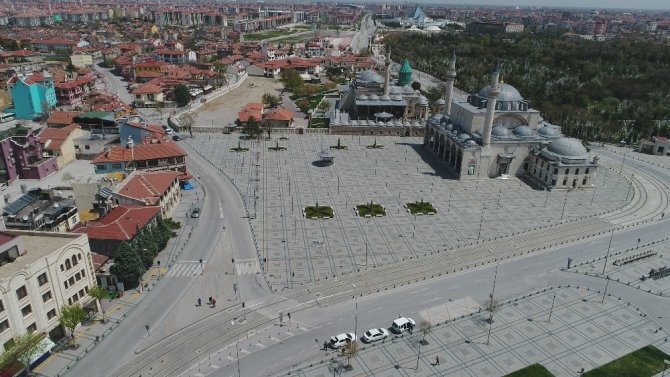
32, 180, 204, 377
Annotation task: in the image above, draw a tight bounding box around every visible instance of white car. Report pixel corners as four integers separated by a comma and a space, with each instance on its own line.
362, 328, 389, 343
329, 333, 356, 348
391, 317, 416, 334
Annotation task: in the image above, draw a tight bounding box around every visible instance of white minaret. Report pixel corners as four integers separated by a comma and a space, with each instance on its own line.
482, 62, 501, 148
444, 50, 456, 117
383, 44, 391, 96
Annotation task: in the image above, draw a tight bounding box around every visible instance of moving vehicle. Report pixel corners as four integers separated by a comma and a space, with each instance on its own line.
0, 113, 15, 123
191, 207, 201, 218
391, 317, 415, 334
362, 328, 389, 343
329, 333, 356, 348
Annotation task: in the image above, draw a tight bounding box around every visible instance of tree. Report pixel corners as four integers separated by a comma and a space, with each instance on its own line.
173, 85, 190, 107
212, 62, 228, 87
59, 304, 87, 346
243, 117, 261, 139
0, 332, 45, 374
317, 100, 331, 113
419, 320, 432, 345
111, 241, 145, 285
179, 113, 195, 138
262, 93, 280, 108
154, 217, 173, 247
425, 84, 446, 103
280, 67, 303, 92
339, 340, 359, 369
87, 285, 108, 323
411, 81, 422, 91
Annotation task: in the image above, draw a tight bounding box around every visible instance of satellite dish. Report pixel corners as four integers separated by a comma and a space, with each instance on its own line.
22, 215, 29, 221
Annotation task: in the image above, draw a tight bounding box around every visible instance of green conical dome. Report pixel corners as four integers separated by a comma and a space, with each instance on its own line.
398, 59, 413, 87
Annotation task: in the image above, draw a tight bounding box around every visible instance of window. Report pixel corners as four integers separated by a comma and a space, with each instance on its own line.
540, 161, 544, 168
16, 286, 27, 300
78, 254, 82, 261
42, 291, 52, 303
585, 168, 590, 174
0, 300, 4, 312
96, 164, 107, 171
78, 289, 85, 298
65, 260, 71, 269
565, 168, 570, 174
81, 269, 86, 277
72, 256, 78, 266
21, 305, 32, 317
26, 323, 37, 333
0, 320, 8, 333
47, 309, 57, 320
68, 277, 75, 286
111, 163, 122, 169
84, 145, 91, 150
68, 298, 72, 305
583, 178, 588, 185
75, 272, 81, 281
563, 178, 568, 186
60, 264, 64, 272
72, 294, 79, 303
551, 179, 557, 186
37, 272, 48, 286
575, 168, 580, 175
64, 281, 69, 289
553, 168, 558, 174
467, 165, 476, 175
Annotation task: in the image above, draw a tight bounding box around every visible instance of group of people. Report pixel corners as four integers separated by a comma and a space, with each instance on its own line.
197, 297, 216, 308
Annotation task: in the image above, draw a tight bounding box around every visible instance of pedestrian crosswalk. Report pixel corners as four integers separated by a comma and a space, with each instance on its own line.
235, 259, 261, 275
165, 262, 204, 278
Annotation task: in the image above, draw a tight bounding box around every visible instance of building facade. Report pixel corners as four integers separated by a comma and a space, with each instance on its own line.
112, 170, 181, 218
0, 231, 96, 347
8, 71, 58, 120
90, 141, 190, 182
0, 128, 59, 184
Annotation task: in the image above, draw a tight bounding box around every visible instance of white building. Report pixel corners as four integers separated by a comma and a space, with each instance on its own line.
0, 231, 96, 348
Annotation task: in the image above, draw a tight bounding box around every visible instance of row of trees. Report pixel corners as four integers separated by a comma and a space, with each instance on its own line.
387, 31, 670, 143
111, 217, 176, 286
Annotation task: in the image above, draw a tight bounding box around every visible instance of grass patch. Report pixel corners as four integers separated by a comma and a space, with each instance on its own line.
356, 202, 386, 217
310, 118, 327, 128
505, 364, 555, 377
582, 345, 670, 377
330, 138, 348, 149
304, 203, 334, 219
268, 141, 287, 151
366, 139, 384, 149
406, 200, 436, 215
230, 141, 249, 152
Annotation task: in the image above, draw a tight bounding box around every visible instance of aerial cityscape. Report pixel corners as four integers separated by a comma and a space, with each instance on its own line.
0, 1, 669, 377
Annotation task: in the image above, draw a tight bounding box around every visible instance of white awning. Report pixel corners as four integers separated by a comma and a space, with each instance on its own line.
20, 336, 55, 366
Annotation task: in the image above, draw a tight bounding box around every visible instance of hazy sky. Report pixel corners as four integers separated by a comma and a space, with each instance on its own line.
442, 1, 670, 11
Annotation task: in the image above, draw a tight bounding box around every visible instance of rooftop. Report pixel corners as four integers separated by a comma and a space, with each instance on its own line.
115, 170, 180, 205
0, 231, 83, 280
73, 205, 161, 241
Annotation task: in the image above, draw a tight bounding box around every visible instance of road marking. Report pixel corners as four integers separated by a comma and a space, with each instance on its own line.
368, 307, 383, 312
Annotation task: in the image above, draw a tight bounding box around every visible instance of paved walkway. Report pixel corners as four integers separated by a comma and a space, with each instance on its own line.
32, 180, 205, 377
272, 286, 670, 377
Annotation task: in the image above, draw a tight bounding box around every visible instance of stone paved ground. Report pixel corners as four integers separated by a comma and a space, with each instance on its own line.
186, 135, 632, 292
179, 287, 670, 377
568, 238, 670, 297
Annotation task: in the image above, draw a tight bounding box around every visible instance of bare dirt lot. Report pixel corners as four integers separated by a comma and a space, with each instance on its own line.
194, 76, 284, 128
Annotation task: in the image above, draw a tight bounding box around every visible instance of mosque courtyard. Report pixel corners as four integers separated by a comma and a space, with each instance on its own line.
186, 134, 631, 292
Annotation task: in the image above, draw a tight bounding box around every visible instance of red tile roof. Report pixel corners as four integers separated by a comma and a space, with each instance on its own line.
91, 142, 187, 164
115, 170, 180, 206
47, 111, 82, 126
38, 124, 80, 151
238, 103, 263, 123
264, 108, 294, 121
132, 83, 163, 95
74, 205, 161, 241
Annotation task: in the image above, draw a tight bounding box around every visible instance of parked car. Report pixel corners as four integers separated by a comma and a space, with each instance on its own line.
329, 333, 356, 349
191, 207, 201, 218
172, 135, 181, 141
362, 328, 389, 343
391, 317, 415, 334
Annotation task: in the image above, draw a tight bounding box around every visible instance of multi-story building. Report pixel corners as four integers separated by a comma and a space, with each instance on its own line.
30, 38, 79, 54
112, 170, 181, 218
11, 13, 54, 27
2, 188, 79, 232
131, 84, 164, 108
7, 71, 58, 120
54, 75, 95, 107
90, 141, 190, 182
37, 124, 84, 169
0, 230, 96, 348
0, 128, 59, 184
466, 21, 525, 34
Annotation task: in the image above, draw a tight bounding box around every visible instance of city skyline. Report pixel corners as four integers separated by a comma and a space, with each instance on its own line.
395, 0, 670, 11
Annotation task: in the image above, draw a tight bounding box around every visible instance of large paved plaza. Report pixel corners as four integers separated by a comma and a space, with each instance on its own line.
185, 134, 632, 292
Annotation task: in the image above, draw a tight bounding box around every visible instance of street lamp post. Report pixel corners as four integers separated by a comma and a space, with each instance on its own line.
487, 255, 499, 346
547, 294, 557, 323
560, 189, 570, 220
478, 206, 487, 239
352, 284, 358, 338
601, 229, 615, 275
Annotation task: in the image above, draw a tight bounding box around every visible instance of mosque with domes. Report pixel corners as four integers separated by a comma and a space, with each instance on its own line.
330, 47, 598, 189
424, 56, 598, 189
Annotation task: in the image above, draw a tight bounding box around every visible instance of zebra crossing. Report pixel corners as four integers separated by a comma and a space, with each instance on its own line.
165, 261, 204, 278
235, 259, 261, 275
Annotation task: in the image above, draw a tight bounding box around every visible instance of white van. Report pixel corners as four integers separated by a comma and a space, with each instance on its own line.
391, 317, 415, 334
0, 113, 15, 123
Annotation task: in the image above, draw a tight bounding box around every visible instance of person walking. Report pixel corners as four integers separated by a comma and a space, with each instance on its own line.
287, 312, 291, 323
197, 298, 201, 307
323, 340, 328, 351
208, 296, 212, 305
212, 298, 216, 308
435, 356, 440, 365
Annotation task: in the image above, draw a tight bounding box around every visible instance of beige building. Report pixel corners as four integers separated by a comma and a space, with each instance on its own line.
131, 83, 164, 108
0, 231, 96, 347
37, 124, 84, 169
112, 170, 181, 217
70, 53, 94, 69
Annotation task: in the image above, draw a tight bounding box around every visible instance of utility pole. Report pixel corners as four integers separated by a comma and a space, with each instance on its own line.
547, 294, 556, 323
601, 229, 615, 275
487, 257, 499, 345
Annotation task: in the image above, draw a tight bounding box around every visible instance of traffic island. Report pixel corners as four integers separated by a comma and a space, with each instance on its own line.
230, 141, 249, 152
366, 139, 384, 149
405, 200, 436, 215
304, 203, 334, 219
268, 140, 287, 151
355, 202, 386, 217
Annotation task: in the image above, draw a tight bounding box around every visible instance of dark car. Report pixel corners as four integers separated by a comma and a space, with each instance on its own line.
172, 135, 181, 141
191, 208, 201, 218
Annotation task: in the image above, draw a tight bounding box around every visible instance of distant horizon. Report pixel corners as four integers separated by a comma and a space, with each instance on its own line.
360, 0, 670, 12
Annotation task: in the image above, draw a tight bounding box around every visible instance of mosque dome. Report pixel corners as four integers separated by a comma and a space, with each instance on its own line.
444, 123, 453, 131
513, 125, 533, 137
357, 69, 383, 84
389, 86, 401, 95
546, 138, 588, 158
466, 140, 478, 146
357, 94, 369, 101
478, 83, 524, 102
425, 25, 441, 32
391, 95, 403, 101
417, 95, 429, 106
431, 114, 444, 121
369, 94, 380, 101
491, 125, 512, 137
458, 133, 470, 141
435, 98, 446, 105
381, 95, 391, 101
402, 86, 416, 95
538, 125, 561, 137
